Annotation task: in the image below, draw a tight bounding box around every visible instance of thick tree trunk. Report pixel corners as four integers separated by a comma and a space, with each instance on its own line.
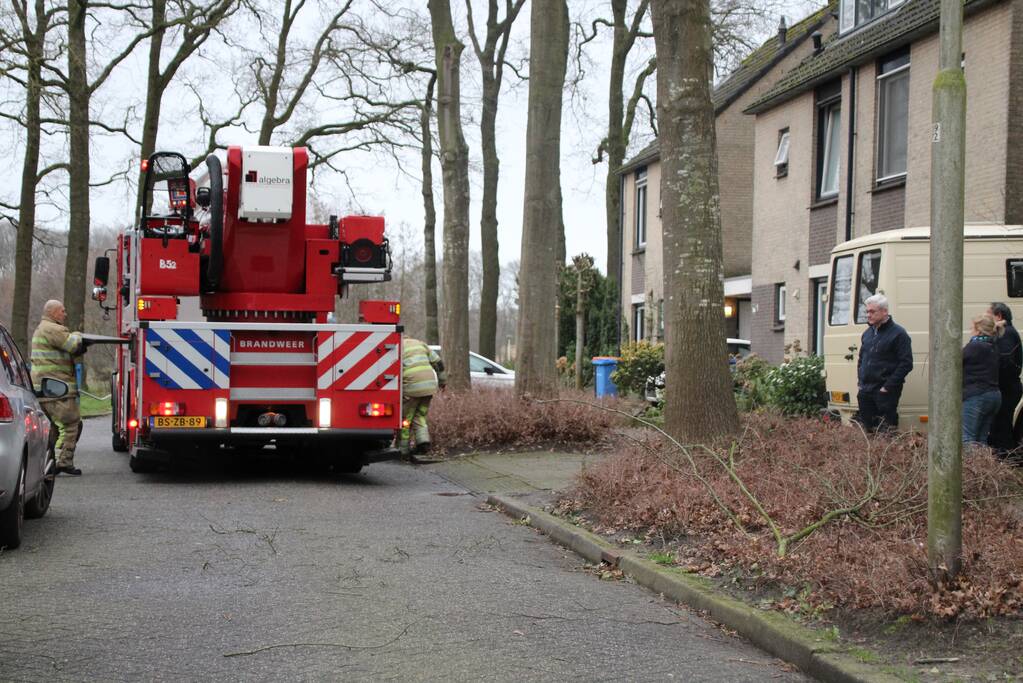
421, 73, 440, 345
478, 72, 500, 360
651, 0, 739, 441
258, 0, 292, 146
515, 0, 569, 398
64, 0, 90, 334
11, 0, 46, 351
428, 0, 471, 390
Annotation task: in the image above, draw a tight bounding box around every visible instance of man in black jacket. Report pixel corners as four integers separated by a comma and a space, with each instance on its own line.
857, 294, 914, 433
987, 302, 1022, 454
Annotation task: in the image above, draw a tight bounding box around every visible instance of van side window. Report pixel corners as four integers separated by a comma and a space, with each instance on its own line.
830, 255, 854, 325
1007, 259, 1023, 297
855, 250, 882, 323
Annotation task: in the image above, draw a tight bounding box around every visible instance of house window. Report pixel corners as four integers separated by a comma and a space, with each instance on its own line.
633, 303, 646, 341
774, 128, 790, 178
816, 81, 841, 200
775, 283, 786, 324
1007, 259, 1023, 297
635, 167, 648, 248
839, 0, 906, 33
877, 50, 910, 181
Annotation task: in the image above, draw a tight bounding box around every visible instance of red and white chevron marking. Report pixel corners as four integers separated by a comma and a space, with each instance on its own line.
316, 330, 400, 391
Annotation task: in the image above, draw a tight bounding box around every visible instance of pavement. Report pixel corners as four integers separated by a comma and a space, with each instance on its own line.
430, 451, 902, 683
0, 420, 808, 682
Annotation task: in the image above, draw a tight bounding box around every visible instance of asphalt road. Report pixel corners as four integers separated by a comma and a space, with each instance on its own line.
1, 419, 807, 682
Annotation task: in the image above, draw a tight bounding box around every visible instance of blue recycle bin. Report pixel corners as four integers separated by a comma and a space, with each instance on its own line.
592, 356, 619, 398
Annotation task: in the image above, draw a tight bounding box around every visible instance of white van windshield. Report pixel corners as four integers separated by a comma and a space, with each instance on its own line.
830, 255, 854, 325
855, 250, 882, 323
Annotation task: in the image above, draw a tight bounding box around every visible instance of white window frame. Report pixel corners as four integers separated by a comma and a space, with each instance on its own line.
635, 170, 648, 249
876, 60, 910, 182
633, 304, 646, 341
776, 284, 787, 323
819, 104, 841, 198
774, 129, 790, 175
839, 0, 906, 34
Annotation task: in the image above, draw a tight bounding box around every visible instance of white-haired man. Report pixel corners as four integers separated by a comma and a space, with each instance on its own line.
857, 294, 913, 433
30, 300, 87, 475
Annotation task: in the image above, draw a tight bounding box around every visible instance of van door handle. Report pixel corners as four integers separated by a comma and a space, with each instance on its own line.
844, 344, 857, 361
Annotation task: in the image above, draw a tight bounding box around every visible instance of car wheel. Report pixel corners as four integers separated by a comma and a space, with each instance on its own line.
129, 448, 158, 473
24, 448, 55, 520
0, 458, 25, 550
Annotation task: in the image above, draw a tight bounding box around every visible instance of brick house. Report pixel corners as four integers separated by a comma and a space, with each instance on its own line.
745, 0, 1023, 363
617, 5, 836, 344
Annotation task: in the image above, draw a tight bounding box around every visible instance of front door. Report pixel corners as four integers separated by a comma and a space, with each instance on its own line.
814, 279, 828, 356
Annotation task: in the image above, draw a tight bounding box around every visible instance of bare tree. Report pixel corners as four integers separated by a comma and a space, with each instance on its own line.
515, 0, 569, 398
581, 1, 654, 295
427, 0, 471, 390
465, 0, 526, 361
136, 0, 238, 209
1, 0, 60, 349
419, 72, 440, 344
651, 0, 738, 441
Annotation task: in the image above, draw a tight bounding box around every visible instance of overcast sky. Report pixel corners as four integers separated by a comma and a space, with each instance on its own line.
1, 0, 822, 276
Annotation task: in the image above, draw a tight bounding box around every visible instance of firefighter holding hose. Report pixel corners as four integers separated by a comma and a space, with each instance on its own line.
398, 338, 446, 463
30, 300, 90, 476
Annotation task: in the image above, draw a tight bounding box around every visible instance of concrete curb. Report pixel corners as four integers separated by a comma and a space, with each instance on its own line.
487, 494, 902, 683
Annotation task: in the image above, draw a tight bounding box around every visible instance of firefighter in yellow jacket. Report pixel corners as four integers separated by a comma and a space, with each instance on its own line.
399, 338, 446, 461
30, 300, 87, 476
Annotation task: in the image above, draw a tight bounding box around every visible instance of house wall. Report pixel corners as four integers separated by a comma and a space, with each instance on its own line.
751, 1, 1014, 361
618, 22, 836, 348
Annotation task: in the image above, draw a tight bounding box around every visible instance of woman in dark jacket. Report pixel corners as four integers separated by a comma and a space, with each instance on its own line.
962, 314, 1002, 445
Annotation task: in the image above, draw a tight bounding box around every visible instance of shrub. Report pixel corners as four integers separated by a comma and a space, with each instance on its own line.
610, 341, 663, 396
569, 412, 1023, 619
762, 354, 826, 416
427, 388, 622, 454
732, 353, 773, 411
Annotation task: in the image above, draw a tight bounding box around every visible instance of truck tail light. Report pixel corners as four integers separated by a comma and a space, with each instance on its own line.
359, 402, 393, 417
0, 393, 12, 422
214, 398, 228, 428
128, 418, 138, 429
150, 401, 184, 416
318, 398, 332, 428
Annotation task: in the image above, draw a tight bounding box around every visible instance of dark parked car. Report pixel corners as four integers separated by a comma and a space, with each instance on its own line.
645, 338, 752, 404
0, 323, 64, 549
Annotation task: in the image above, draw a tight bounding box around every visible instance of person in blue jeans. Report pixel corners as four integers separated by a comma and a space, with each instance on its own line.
962, 314, 1002, 445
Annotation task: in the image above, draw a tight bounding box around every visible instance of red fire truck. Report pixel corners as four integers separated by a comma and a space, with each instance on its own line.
92, 146, 402, 473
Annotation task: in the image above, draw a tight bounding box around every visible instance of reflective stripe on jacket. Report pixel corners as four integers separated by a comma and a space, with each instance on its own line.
402, 338, 444, 398
30, 316, 83, 393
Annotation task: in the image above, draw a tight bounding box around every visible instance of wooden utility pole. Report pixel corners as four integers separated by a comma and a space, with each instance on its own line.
927, 0, 967, 581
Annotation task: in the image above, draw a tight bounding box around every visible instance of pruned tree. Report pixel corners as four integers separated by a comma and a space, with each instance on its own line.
651, 0, 739, 441
428, 0, 471, 390
515, 0, 569, 398
465, 0, 526, 361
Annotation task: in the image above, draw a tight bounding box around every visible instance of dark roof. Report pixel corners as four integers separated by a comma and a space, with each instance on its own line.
745, 0, 1000, 113
618, 3, 835, 175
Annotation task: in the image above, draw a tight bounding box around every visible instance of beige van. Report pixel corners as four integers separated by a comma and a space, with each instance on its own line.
824, 224, 1023, 431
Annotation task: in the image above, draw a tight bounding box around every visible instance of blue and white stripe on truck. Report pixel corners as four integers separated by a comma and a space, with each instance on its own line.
144, 328, 231, 390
